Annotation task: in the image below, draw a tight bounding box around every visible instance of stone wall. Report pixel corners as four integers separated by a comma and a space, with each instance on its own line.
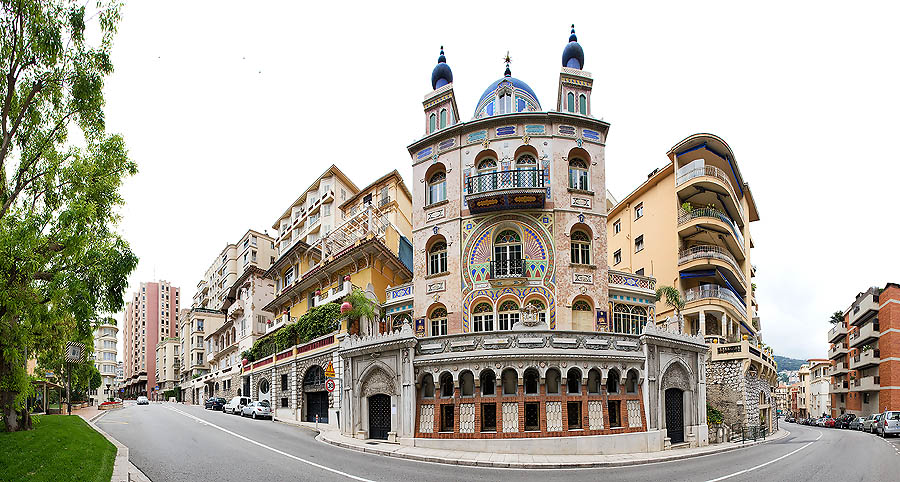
706, 359, 744, 428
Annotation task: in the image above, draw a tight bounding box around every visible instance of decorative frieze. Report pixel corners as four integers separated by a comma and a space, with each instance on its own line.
426, 281, 445, 294
571, 197, 591, 208
425, 207, 445, 222
573, 273, 593, 285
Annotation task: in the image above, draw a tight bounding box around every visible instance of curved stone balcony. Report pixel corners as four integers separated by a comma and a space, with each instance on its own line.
683, 284, 747, 319
675, 165, 745, 223
678, 245, 747, 289
465, 169, 545, 214
677, 208, 745, 255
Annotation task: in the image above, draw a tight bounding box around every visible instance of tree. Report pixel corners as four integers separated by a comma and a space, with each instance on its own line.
0, 1, 135, 431
655, 285, 685, 333
829, 311, 843, 325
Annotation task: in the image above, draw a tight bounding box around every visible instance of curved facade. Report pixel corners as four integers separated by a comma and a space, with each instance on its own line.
94, 322, 119, 402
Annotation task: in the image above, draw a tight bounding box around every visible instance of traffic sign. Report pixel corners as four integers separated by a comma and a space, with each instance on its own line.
324, 361, 335, 378
325, 379, 335, 392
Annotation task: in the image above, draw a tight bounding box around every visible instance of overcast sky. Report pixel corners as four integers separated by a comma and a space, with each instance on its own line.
102, 1, 900, 361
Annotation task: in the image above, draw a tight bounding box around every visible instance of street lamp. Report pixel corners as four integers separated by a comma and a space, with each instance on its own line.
106, 384, 111, 401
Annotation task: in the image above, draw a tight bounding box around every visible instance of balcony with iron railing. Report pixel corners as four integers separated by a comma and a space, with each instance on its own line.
683, 284, 747, 319
677, 207, 745, 254
678, 245, 747, 288
465, 169, 545, 214
489, 258, 525, 280
675, 164, 745, 223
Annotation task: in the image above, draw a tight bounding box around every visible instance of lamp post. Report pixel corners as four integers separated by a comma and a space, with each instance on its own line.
106, 384, 111, 402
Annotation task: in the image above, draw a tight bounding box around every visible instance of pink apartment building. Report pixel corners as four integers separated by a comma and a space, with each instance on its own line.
122, 280, 181, 398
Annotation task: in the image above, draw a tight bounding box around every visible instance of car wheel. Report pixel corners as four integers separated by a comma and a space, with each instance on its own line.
252, 412, 257, 420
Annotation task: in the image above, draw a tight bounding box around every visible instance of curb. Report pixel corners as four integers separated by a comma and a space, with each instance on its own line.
88, 410, 153, 482
317, 428, 790, 469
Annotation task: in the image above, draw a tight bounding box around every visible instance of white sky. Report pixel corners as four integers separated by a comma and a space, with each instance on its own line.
103, 1, 900, 361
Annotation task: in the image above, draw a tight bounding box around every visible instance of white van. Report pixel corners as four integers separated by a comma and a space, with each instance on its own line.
224, 396, 252, 415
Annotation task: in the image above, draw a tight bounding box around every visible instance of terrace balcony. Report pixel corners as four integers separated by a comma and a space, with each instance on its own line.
828, 323, 848, 344
489, 258, 526, 285
850, 348, 880, 370
831, 380, 849, 393
683, 284, 747, 319
708, 340, 777, 377
829, 361, 849, 376
828, 343, 849, 359
675, 164, 745, 225
465, 169, 545, 214
852, 375, 881, 392
677, 207, 745, 256
678, 245, 747, 290
850, 293, 879, 326
849, 322, 880, 349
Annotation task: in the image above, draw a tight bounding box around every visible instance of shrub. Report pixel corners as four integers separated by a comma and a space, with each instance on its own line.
244, 302, 342, 362
707, 403, 725, 424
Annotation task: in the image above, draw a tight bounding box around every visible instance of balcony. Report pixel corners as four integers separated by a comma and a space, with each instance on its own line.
227, 299, 244, 320
850, 293, 879, 326
608, 270, 656, 296
830, 361, 849, 376
677, 207, 745, 255
315, 280, 351, 305
683, 284, 747, 319
489, 258, 525, 283
850, 348, 880, 370
709, 340, 777, 374
678, 245, 747, 289
676, 164, 745, 225
465, 169, 545, 214
828, 343, 849, 359
853, 375, 881, 392
849, 322, 880, 348
828, 323, 848, 344
831, 380, 849, 393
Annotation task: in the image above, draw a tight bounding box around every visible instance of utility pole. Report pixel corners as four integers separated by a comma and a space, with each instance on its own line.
66, 361, 71, 415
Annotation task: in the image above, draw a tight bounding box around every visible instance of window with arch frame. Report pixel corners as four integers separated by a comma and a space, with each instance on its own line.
569, 158, 589, 191
515, 154, 538, 187
475, 158, 498, 192
572, 299, 593, 330
579, 94, 586, 115
472, 302, 494, 332
570, 230, 591, 265
428, 241, 447, 275
427, 171, 446, 205
429, 307, 448, 336
429, 113, 436, 133
440, 108, 447, 129
497, 300, 519, 330
493, 229, 522, 278
612, 303, 648, 334
567, 92, 575, 113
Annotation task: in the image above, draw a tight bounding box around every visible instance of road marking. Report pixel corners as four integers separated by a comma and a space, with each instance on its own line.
163, 405, 376, 482
704, 432, 822, 482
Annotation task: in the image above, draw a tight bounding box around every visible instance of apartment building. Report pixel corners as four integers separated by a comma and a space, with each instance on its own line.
237, 167, 413, 425
606, 133, 777, 431
797, 364, 810, 418
193, 229, 276, 311
829, 283, 900, 417
155, 336, 180, 396
92, 320, 118, 403
808, 359, 831, 417
122, 280, 181, 398
775, 385, 789, 415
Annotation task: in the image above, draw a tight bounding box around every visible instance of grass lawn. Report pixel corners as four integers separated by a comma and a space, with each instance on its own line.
0, 415, 115, 482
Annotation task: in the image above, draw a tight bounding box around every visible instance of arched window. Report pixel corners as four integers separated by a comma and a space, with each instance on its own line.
440, 372, 454, 398
501, 368, 518, 395
568, 158, 589, 191
429, 307, 448, 336
475, 158, 498, 192
460, 371, 475, 397
613, 304, 649, 334
498, 92, 512, 114
392, 313, 410, 331
429, 113, 436, 133
515, 154, 538, 188
498, 300, 519, 330
472, 302, 494, 332
572, 299, 593, 331
427, 171, 446, 205
570, 230, 591, 265
524, 368, 540, 395
259, 379, 269, 394
421, 373, 435, 398
567, 92, 575, 113
439, 108, 447, 129
493, 230, 522, 279
626, 370, 639, 394
526, 299, 546, 326
480, 370, 496, 396
303, 365, 326, 390
579, 94, 586, 115
567, 368, 582, 394
588, 369, 602, 394
428, 241, 447, 275
606, 369, 620, 394
545, 368, 561, 395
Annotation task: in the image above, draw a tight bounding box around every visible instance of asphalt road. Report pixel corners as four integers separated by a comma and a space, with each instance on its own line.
98, 404, 900, 482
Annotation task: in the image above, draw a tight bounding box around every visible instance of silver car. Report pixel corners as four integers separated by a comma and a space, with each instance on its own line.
241, 400, 272, 419
863, 414, 880, 433
877, 411, 900, 437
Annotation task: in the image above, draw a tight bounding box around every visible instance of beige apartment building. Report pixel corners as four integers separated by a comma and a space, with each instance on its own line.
122, 280, 181, 399
808, 359, 831, 417
606, 134, 777, 431
92, 320, 118, 403
155, 336, 180, 395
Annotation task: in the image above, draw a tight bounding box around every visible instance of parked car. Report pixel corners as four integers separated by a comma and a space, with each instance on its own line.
863, 414, 880, 433
136, 396, 149, 405
849, 416, 865, 431
823, 417, 836, 428
876, 411, 900, 437
241, 400, 272, 419
224, 396, 252, 415
815, 417, 826, 427
836, 414, 857, 429
205, 397, 227, 411
785, 416, 795, 423
806, 417, 816, 425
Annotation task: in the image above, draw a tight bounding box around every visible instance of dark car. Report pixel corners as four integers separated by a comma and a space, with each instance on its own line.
823, 417, 836, 428
205, 397, 227, 411
836, 414, 857, 429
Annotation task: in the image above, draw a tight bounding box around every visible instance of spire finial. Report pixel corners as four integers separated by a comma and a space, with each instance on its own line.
503, 50, 512, 77
437, 46, 446, 64
569, 24, 578, 42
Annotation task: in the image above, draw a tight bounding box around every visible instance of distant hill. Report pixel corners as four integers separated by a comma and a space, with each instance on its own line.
774, 355, 806, 372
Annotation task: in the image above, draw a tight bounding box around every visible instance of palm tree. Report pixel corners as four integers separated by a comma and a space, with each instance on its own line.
829, 311, 843, 325
655, 285, 686, 333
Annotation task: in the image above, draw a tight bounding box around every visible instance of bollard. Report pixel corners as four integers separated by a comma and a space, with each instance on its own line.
316, 414, 319, 430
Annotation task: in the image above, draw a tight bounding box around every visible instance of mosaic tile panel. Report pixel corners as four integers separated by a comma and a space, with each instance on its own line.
588, 400, 604, 430
546, 401, 563, 432
628, 400, 643, 428
502, 402, 519, 433
419, 404, 434, 433
459, 403, 476, 433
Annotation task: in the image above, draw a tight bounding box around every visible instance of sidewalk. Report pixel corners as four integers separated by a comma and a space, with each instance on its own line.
71, 404, 152, 482
317, 428, 790, 469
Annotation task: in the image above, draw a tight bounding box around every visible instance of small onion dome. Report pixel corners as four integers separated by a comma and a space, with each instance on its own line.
431, 46, 453, 90
340, 301, 352, 314
562, 24, 585, 69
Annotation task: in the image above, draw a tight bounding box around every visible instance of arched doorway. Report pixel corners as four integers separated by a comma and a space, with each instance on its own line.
303, 365, 329, 423
665, 388, 685, 444
368, 394, 391, 440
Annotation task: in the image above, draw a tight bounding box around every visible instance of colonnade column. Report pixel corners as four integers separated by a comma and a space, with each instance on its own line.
699, 311, 706, 338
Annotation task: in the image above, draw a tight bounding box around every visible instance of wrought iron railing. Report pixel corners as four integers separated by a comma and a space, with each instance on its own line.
489, 258, 525, 279
677, 245, 747, 287
466, 169, 544, 195
678, 208, 745, 251
683, 284, 747, 318
675, 165, 745, 220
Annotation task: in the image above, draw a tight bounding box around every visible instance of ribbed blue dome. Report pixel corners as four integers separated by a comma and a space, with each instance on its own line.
430, 47, 453, 90
476, 77, 540, 110
562, 25, 584, 69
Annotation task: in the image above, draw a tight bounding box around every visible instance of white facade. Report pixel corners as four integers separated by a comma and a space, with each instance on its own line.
93, 321, 118, 402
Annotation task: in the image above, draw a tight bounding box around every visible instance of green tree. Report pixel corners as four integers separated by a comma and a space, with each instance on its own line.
655, 285, 685, 332
0, 0, 135, 432
829, 311, 843, 325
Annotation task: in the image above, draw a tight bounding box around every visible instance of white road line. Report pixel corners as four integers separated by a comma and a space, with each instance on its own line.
704, 432, 822, 482
163, 405, 376, 482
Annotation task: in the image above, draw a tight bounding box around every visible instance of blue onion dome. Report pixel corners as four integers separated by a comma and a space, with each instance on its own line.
431, 46, 453, 90
472, 59, 542, 118
562, 24, 585, 70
